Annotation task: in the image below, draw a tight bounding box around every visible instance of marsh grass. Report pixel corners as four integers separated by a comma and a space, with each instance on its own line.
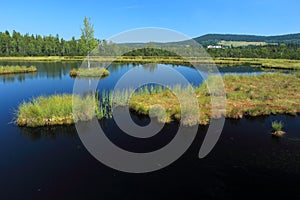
69, 67, 110, 77
272, 121, 284, 132
1, 56, 300, 70
0, 65, 37, 75
260, 59, 300, 69
271, 121, 285, 137
16, 73, 300, 127
128, 73, 300, 125
16, 94, 100, 127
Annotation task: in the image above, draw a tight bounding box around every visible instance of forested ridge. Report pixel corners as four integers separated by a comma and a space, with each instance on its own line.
124, 44, 300, 60
1, 30, 300, 59
193, 33, 300, 45
207, 44, 300, 59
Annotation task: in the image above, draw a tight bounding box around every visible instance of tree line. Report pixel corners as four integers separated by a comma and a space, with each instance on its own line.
207, 44, 300, 60
1, 28, 300, 59
193, 33, 300, 44
0, 30, 83, 56
0, 17, 99, 57
122, 44, 300, 60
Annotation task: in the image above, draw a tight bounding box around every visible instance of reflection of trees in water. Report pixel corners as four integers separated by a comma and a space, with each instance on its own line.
107, 63, 158, 74
108, 63, 132, 73
82, 61, 110, 69
142, 63, 158, 73
36, 62, 80, 79
0, 73, 36, 83
19, 125, 76, 140
0, 61, 81, 83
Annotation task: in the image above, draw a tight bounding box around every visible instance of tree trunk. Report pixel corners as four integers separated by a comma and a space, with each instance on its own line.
87, 53, 90, 69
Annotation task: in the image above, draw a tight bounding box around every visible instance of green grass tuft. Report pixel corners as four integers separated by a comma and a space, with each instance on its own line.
69, 67, 109, 77
272, 121, 284, 132
0, 65, 37, 75
16, 94, 100, 127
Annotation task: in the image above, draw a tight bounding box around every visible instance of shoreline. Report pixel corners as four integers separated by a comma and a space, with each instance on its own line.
0, 56, 300, 70
16, 73, 300, 127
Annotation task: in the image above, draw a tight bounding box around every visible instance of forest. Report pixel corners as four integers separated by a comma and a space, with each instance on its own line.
0, 30, 85, 56
1, 30, 300, 60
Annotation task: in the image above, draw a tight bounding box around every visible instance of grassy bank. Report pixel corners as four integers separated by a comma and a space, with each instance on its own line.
69, 68, 110, 77
1, 56, 300, 70
128, 73, 300, 125
16, 73, 300, 127
16, 94, 101, 127
0, 65, 37, 75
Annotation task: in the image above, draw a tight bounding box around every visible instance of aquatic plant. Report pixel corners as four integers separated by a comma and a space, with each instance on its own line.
16, 94, 100, 127
272, 121, 284, 131
271, 121, 285, 137
0, 65, 37, 75
69, 67, 110, 77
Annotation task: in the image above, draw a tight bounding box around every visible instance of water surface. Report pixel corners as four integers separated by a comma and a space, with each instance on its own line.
1, 62, 299, 199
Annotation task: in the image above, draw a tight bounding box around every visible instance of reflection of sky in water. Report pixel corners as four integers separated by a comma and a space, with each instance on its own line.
1, 61, 300, 199
0, 62, 292, 106
97, 63, 280, 90
1, 61, 286, 130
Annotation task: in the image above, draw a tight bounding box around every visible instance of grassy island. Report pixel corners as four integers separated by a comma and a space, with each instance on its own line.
129, 73, 300, 125
16, 94, 101, 127
0, 65, 37, 75
16, 73, 300, 127
271, 121, 285, 137
69, 67, 110, 77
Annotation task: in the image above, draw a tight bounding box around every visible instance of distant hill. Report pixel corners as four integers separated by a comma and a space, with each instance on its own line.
120, 33, 300, 47
192, 33, 300, 45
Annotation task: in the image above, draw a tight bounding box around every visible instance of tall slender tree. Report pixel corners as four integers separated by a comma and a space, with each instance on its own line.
79, 16, 98, 68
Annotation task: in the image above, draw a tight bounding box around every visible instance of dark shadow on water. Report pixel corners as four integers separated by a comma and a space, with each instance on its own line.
6, 114, 300, 199
19, 125, 77, 140
100, 111, 180, 153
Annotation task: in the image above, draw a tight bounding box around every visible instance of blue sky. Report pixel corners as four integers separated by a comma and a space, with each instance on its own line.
1, 0, 299, 40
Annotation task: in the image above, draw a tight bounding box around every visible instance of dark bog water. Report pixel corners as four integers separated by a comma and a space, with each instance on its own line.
1, 62, 300, 199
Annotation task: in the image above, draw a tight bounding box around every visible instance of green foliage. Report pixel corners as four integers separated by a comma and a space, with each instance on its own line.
207, 44, 300, 60
16, 94, 100, 127
69, 68, 110, 77
272, 121, 284, 132
0, 30, 83, 56
79, 17, 98, 55
1, 28, 300, 60
124, 48, 177, 56
193, 33, 300, 44
0, 65, 37, 74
